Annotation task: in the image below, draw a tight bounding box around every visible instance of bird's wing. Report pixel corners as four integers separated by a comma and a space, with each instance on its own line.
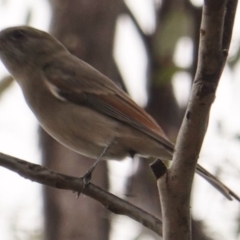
43, 57, 174, 152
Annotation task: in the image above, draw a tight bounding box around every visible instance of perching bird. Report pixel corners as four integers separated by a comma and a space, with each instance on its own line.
0, 26, 239, 201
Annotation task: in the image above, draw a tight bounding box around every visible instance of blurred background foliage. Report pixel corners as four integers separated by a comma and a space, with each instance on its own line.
0, 0, 240, 239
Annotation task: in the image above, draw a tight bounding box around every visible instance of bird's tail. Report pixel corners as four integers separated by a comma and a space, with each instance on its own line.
196, 164, 240, 201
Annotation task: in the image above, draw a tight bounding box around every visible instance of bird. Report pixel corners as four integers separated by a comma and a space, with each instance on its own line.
0, 26, 239, 201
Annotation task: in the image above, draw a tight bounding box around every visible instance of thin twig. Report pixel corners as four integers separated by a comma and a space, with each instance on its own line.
122, 1, 152, 55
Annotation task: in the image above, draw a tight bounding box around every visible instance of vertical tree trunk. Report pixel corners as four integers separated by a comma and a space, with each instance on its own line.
41, 1, 123, 239
126, 1, 213, 239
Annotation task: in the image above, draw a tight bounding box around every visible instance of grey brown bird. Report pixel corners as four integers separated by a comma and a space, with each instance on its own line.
0, 26, 239, 201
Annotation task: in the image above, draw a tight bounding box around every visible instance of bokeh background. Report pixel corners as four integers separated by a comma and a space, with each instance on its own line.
0, 0, 240, 239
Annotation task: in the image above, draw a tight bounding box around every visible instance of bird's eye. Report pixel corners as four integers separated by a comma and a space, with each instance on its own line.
11, 30, 26, 40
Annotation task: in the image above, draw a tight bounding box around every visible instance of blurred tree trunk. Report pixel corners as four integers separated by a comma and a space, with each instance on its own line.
40, 1, 123, 240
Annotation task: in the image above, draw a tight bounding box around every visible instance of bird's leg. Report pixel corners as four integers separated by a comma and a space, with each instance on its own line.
125, 154, 138, 197
82, 140, 114, 188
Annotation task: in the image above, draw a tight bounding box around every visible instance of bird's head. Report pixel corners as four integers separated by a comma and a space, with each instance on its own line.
0, 26, 67, 78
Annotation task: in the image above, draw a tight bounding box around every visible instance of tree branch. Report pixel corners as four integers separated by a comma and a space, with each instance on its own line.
155, 0, 238, 239
122, 0, 152, 58
0, 152, 162, 236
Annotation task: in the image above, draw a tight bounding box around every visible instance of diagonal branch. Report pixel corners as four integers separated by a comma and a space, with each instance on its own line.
122, 0, 152, 57
0, 152, 162, 236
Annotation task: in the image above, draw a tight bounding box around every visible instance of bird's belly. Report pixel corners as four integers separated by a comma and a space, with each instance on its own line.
37, 103, 129, 160
26, 91, 171, 161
